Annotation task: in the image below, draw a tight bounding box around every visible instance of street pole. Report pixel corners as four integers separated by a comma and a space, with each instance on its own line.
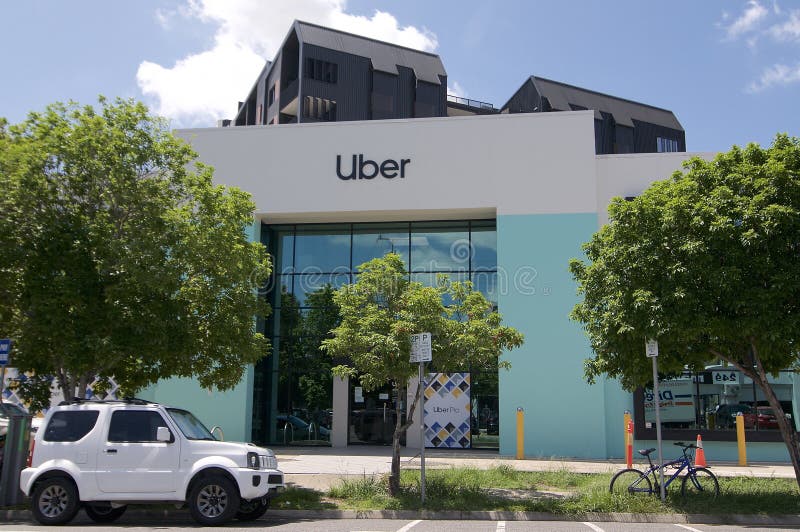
419, 361, 426, 504
652, 356, 665, 501
645, 339, 665, 502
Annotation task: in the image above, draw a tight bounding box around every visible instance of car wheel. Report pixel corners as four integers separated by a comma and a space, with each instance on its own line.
31, 477, 81, 525
236, 497, 270, 521
85, 503, 127, 523
188, 475, 240, 526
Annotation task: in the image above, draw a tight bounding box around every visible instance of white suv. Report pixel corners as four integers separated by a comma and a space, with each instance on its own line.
20, 398, 284, 526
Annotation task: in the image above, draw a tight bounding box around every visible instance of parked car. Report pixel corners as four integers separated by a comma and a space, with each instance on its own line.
20, 398, 284, 526
714, 403, 756, 429
755, 406, 780, 429
0, 401, 43, 436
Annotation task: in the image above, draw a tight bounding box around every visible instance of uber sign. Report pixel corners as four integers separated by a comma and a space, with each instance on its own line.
336, 154, 411, 180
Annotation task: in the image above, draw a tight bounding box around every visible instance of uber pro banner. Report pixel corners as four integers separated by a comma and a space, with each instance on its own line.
423, 372, 471, 448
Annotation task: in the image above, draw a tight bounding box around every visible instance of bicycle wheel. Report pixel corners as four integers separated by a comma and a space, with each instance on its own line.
681, 467, 719, 499
610, 468, 652, 495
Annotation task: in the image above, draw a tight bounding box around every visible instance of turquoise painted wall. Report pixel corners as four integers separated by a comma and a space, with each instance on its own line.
497, 213, 606, 458
139, 369, 254, 443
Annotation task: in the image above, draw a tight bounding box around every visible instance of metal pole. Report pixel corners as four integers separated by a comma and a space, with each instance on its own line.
652, 356, 665, 502
419, 361, 426, 504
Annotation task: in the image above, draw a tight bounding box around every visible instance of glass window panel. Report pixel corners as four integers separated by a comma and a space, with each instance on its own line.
411, 272, 468, 307
294, 227, 351, 273
471, 270, 498, 306
274, 231, 295, 274
410, 223, 469, 273
471, 225, 497, 271
352, 226, 410, 269
294, 273, 351, 306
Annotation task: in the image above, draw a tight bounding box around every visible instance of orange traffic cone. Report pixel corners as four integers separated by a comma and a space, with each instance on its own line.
695, 434, 707, 467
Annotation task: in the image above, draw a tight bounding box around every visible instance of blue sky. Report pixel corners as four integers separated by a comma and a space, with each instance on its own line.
1, 0, 798, 152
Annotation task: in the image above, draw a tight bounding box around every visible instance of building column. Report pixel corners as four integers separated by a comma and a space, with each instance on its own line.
332, 376, 349, 448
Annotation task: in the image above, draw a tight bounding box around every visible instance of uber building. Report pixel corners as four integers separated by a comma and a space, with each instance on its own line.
139, 22, 798, 463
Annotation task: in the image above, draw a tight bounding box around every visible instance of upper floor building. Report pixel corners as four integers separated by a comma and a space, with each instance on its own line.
228, 21, 685, 155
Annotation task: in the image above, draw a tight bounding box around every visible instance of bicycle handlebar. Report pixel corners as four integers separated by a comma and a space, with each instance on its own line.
674, 442, 697, 449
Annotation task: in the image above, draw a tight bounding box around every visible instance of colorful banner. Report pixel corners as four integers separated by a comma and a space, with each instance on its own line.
423, 372, 471, 448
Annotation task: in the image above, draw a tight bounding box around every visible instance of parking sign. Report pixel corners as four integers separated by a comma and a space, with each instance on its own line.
0, 339, 10, 366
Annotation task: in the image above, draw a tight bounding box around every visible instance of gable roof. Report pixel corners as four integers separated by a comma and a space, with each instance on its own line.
508, 76, 683, 131
294, 20, 446, 85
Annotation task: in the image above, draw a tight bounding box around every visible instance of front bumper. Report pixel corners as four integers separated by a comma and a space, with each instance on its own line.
234, 468, 285, 500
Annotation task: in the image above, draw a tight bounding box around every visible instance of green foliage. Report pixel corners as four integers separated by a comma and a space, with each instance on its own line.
0, 97, 271, 401
322, 467, 800, 515
570, 134, 800, 390
322, 253, 524, 391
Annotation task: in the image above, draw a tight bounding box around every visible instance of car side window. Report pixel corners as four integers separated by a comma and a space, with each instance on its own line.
108, 411, 172, 443
44, 411, 100, 442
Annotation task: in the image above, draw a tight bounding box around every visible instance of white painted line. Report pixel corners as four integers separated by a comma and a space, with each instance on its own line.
582, 523, 605, 532
396, 520, 423, 532
675, 525, 704, 532
497, 521, 507, 532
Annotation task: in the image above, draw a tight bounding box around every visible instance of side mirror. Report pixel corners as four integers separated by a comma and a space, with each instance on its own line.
156, 426, 172, 442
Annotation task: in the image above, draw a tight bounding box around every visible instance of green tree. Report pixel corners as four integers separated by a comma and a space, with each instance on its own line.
569, 134, 800, 486
322, 253, 523, 495
0, 97, 271, 405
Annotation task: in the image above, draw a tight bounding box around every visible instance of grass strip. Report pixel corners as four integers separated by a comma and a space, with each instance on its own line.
272, 465, 800, 515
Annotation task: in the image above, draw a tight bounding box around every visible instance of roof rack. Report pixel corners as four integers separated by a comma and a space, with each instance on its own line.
57, 397, 158, 406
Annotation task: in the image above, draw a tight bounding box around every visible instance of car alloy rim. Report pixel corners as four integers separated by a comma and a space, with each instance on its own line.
39, 485, 69, 517
197, 484, 228, 517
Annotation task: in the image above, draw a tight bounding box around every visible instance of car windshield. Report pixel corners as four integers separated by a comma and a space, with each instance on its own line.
759, 408, 774, 416
166, 408, 216, 440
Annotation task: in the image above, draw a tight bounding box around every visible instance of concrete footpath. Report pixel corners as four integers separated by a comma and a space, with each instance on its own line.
276, 445, 797, 491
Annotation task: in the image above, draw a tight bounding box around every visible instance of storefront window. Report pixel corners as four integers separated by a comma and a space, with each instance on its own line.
253, 219, 498, 446
635, 368, 799, 440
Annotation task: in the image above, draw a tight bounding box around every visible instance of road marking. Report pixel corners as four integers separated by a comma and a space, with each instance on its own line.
582, 523, 605, 532
396, 519, 423, 532
497, 521, 507, 531
675, 525, 704, 532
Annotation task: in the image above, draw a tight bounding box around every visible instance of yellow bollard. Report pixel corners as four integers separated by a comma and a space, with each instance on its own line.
736, 412, 747, 466
516, 407, 524, 459
623, 411, 633, 468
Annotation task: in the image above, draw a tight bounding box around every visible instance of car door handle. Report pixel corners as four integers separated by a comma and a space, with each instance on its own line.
104, 449, 117, 454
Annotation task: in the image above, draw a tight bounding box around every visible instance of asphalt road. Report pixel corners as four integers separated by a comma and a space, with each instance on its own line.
1, 516, 799, 532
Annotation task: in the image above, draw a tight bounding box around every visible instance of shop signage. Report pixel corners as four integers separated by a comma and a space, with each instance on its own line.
336, 154, 411, 180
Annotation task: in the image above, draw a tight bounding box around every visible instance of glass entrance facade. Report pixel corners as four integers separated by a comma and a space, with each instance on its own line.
251, 220, 498, 446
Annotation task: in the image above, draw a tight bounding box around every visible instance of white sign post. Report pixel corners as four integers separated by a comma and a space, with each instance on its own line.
410, 332, 432, 504
646, 339, 665, 502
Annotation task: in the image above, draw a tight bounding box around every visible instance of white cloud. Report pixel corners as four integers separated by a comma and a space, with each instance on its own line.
137, 0, 438, 126
723, 0, 769, 39
746, 62, 800, 92
447, 81, 467, 98
768, 9, 800, 41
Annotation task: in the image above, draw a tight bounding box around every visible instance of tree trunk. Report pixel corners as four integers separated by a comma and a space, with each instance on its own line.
749, 343, 800, 491
719, 343, 800, 490
389, 382, 403, 496
387, 378, 423, 497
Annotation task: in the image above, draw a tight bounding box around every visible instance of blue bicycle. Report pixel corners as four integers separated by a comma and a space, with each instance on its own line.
609, 442, 719, 498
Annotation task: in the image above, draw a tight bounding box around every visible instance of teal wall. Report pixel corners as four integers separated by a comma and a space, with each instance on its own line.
139, 368, 254, 443
497, 213, 607, 458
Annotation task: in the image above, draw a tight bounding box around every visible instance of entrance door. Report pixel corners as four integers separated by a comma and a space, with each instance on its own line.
349, 380, 405, 445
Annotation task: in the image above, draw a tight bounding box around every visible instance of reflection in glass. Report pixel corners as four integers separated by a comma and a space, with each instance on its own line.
471, 223, 497, 271
353, 228, 410, 269
411, 222, 469, 272
294, 229, 350, 272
